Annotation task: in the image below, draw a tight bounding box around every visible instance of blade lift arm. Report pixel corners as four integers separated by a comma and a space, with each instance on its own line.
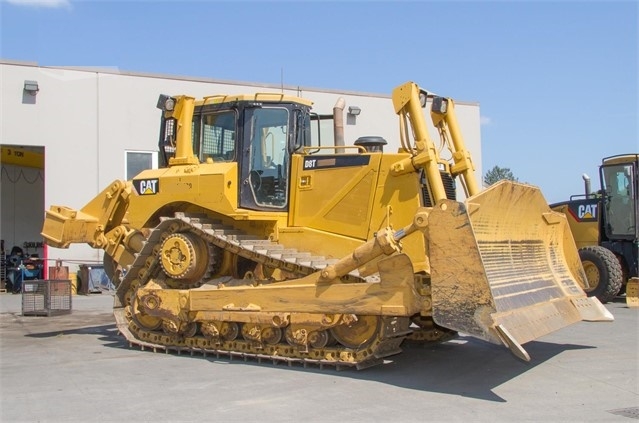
390, 81, 480, 199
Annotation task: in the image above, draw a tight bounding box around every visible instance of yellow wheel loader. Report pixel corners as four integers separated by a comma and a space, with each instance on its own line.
41, 82, 612, 369
550, 154, 639, 306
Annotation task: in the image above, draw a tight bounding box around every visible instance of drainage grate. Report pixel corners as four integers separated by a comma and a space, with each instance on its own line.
608, 407, 639, 420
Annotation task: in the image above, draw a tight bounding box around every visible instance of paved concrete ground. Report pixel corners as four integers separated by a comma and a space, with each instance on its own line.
0, 291, 637, 423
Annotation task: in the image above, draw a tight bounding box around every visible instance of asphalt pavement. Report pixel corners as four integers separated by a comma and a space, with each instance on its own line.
0, 291, 637, 423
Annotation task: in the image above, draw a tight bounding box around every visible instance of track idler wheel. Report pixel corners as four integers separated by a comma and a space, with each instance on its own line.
159, 232, 209, 283
330, 315, 380, 349
130, 295, 162, 331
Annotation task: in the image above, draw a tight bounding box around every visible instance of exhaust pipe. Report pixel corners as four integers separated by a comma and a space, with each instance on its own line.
333, 97, 345, 153
582, 173, 591, 198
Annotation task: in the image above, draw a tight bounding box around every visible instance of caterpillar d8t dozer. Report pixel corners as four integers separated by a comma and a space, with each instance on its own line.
42, 81, 612, 369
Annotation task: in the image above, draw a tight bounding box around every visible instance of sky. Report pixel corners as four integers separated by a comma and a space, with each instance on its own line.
0, 0, 637, 204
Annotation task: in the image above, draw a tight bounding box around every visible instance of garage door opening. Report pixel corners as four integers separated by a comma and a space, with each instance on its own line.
1, 145, 45, 292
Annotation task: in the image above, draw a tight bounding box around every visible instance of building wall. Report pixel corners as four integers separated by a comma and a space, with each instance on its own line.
0, 60, 482, 271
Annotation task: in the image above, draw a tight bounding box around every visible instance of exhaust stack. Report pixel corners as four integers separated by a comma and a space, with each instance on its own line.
333, 97, 345, 153
582, 173, 591, 198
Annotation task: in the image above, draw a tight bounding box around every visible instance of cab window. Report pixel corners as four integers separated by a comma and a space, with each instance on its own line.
192, 111, 237, 162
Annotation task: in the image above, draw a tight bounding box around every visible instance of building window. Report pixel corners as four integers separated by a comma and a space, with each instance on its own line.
125, 151, 158, 180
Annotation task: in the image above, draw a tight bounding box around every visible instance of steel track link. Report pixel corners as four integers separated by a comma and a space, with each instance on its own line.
113, 212, 411, 370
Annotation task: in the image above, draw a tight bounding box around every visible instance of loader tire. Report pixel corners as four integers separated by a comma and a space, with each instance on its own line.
579, 246, 623, 304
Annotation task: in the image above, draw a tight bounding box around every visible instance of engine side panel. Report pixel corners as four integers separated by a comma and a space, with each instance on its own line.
550, 199, 600, 249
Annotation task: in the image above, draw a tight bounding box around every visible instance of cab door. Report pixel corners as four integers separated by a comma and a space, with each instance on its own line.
239, 107, 291, 211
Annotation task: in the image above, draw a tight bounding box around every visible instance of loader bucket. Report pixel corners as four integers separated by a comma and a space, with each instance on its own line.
428, 181, 612, 360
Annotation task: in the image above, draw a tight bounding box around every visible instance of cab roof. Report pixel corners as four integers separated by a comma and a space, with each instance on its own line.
197, 92, 313, 107
602, 154, 639, 166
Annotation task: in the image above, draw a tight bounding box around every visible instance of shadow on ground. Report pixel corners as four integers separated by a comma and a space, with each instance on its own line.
16, 311, 595, 402
17, 312, 127, 349
351, 337, 594, 402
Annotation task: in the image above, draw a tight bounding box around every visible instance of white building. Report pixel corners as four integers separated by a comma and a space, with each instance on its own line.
0, 59, 482, 277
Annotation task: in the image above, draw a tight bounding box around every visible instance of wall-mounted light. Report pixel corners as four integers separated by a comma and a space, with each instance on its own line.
24, 80, 39, 96
348, 106, 361, 116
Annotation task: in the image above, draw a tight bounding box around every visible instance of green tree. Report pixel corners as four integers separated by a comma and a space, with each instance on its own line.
483, 165, 518, 187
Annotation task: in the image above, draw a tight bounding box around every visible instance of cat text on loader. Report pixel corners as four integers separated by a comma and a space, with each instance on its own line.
41, 81, 612, 370
550, 154, 638, 307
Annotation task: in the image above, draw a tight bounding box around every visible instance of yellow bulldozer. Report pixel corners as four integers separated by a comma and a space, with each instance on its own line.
550, 154, 639, 306
41, 81, 612, 369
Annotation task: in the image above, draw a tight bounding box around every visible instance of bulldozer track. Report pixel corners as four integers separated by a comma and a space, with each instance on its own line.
113, 212, 417, 369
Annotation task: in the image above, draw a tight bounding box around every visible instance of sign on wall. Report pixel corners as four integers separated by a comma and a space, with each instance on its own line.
1, 146, 44, 169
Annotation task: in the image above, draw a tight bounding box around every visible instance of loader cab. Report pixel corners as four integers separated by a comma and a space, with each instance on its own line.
158, 94, 315, 211
599, 154, 639, 281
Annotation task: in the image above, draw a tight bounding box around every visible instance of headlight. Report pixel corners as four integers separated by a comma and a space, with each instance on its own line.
157, 94, 176, 111
419, 90, 428, 108
431, 97, 448, 114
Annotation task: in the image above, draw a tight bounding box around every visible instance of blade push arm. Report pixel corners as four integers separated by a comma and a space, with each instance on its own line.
430, 97, 479, 197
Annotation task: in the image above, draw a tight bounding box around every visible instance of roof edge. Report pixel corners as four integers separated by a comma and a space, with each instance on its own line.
0, 58, 479, 105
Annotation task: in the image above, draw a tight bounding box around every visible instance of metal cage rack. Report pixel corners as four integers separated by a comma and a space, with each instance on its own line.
22, 280, 72, 316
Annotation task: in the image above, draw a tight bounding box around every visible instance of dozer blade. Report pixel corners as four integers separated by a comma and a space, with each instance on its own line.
626, 278, 639, 308
428, 181, 613, 361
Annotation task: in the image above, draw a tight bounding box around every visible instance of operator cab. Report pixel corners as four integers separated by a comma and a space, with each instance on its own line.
158, 93, 316, 212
